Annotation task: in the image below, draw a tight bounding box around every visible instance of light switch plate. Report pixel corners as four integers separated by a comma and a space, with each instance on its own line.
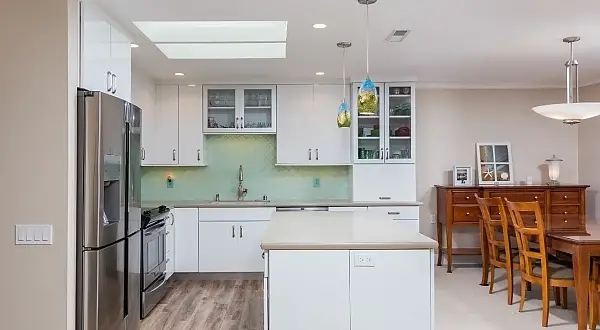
354, 253, 375, 267
15, 225, 53, 245
313, 177, 321, 188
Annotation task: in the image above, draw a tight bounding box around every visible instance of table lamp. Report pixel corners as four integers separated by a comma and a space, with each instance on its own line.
546, 155, 563, 185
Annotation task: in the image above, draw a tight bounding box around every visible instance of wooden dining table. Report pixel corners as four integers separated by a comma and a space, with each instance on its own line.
479, 220, 600, 330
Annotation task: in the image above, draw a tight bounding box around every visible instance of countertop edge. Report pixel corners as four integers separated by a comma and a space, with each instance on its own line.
260, 242, 438, 251
144, 201, 424, 209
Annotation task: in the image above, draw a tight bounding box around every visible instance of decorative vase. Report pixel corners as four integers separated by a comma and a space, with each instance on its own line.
358, 77, 378, 115
337, 102, 351, 128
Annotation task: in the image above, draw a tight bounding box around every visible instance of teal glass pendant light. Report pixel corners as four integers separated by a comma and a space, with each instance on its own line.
358, 0, 378, 116
337, 42, 352, 128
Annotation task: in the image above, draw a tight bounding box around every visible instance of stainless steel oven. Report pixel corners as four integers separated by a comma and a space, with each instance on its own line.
141, 215, 168, 318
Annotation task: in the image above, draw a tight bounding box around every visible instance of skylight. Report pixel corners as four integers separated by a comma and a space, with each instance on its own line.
155, 43, 287, 59
133, 21, 288, 43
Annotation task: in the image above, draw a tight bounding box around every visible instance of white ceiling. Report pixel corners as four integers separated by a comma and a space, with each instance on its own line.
95, 0, 600, 87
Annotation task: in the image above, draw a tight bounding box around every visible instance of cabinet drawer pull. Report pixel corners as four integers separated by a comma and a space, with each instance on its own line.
240, 225, 243, 238
197, 149, 201, 161
112, 73, 117, 94
385, 148, 389, 160
564, 219, 568, 223
466, 212, 471, 216
380, 148, 384, 159
106, 71, 113, 92
172, 149, 176, 161
465, 196, 470, 200
534, 196, 538, 200
564, 195, 568, 199
315, 148, 319, 160
388, 211, 400, 215
236, 117, 239, 129
232, 225, 235, 238
240, 117, 244, 129
308, 149, 312, 160
262, 252, 265, 259
379, 196, 391, 200
141, 148, 146, 160
563, 211, 568, 214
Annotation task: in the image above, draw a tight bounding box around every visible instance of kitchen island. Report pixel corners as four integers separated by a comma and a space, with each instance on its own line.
261, 211, 437, 330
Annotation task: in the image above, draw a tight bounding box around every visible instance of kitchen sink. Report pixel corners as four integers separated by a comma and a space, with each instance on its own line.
209, 199, 271, 205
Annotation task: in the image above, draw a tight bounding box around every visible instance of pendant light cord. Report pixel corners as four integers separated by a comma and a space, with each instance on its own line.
342, 47, 347, 101
366, 3, 370, 74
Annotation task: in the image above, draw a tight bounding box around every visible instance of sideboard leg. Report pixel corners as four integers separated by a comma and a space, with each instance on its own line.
436, 221, 443, 266
446, 223, 453, 273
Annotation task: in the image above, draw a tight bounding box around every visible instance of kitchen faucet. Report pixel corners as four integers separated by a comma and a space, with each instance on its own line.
237, 165, 248, 201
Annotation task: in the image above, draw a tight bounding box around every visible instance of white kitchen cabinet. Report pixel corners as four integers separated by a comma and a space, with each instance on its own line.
268, 250, 351, 330
238, 221, 270, 272
276, 84, 350, 166
172, 208, 199, 272
203, 85, 277, 134
142, 85, 205, 166
368, 206, 420, 232
166, 212, 175, 280
350, 250, 433, 330
80, 1, 131, 101
352, 164, 416, 202
328, 207, 368, 212
352, 82, 415, 164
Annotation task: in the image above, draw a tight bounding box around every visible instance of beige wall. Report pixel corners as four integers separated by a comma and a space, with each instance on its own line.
416, 88, 579, 247
0, 0, 78, 329
579, 83, 600, 222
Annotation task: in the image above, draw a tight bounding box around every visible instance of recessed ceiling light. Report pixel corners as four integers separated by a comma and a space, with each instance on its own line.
175, 72, 185, 76
313, 23, 327, 29
130, 43, 139, 48
156, 43, 287, 59
188, 84, 196, 87
133, 21, 288, 43
316, 72, 325, 76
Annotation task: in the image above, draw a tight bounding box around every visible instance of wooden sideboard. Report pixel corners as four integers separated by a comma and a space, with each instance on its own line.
434, 184, 589, 273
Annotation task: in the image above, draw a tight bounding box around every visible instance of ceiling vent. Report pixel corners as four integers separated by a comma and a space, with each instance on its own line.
386, 30, 410, 42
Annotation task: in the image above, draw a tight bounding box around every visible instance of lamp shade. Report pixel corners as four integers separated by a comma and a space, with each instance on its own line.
358, 77, 378, 115
532, 102, 600, 124
337, 102, 351, 128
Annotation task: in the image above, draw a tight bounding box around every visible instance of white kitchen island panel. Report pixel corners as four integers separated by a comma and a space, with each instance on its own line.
350, 250, 433, 330
268, 250, 351, 330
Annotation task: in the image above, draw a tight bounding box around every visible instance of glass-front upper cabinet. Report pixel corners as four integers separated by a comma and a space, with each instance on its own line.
352, 82, 415, 164
203, 85, 277, 134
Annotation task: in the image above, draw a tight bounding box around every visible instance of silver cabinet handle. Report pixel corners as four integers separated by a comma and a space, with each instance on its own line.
236, 117, 239, 129
232, 225, 235, 238
380, 148, 384, 159
388, 211, 400, 215
171, 213, 175, 225
141, 148, 145, 160
262, 252, 265, 259
106, 71, 113, 92
315, 148, 319, 160
240, 117, 244, 129
172, 149, 176, 161
112, 73, 117, 94
385, 148, 389, 159
379, 196, 391, 200
240, 225, 243, 238
309, 149, 312, 160
197, 149, 201, 161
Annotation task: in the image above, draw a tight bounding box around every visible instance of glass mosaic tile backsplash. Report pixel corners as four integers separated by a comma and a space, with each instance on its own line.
141, 135, 351, 201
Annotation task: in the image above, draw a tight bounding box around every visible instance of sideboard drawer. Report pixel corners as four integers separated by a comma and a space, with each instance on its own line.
550, 205, 580, 216
551, 191, 580, 204
489, 191, 545, 204
368, 206, 419, 220
550, 214, 582, 230
452, 206, 480, 222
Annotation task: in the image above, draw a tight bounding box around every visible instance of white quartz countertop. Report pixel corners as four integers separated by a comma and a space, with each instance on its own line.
142, 199, 423, 209
261, 211, 438, 251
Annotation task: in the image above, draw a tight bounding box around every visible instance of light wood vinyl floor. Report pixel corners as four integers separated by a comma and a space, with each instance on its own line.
141, 279, 264, 330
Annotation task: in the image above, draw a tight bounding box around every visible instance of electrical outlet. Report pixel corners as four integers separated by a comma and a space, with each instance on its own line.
430, 214, 437, 224
167, 174, 174, 188
354, 253, 375, 267
313, 177, 321, 188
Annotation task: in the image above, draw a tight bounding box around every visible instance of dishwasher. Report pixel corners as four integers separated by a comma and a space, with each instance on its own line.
275, 207, 329, 212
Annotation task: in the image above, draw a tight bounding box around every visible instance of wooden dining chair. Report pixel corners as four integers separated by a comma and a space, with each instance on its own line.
505, 199, 574, 327
475, 194, 519, 305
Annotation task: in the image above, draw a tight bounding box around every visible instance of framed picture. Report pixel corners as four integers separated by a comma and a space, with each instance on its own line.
453, 166, 473, 186
476, 142, 514, 185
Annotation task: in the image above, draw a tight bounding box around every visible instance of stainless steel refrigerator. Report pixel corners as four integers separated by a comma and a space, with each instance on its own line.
76, 89, 142, 330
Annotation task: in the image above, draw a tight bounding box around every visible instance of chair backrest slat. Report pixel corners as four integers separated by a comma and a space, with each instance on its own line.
475, 195, 512, 264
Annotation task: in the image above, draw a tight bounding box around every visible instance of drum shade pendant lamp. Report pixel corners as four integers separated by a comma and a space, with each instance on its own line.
337, 42, 352, 128
532, 37, 600, 125
357, 0, 378, 115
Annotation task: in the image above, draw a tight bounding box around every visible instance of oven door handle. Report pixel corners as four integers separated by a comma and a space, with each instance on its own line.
146, 274, 167, 294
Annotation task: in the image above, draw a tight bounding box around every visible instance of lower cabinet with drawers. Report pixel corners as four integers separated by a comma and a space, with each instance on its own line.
434, 184, 589, 273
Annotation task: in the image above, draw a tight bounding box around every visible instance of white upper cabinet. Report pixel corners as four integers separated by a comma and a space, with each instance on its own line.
143, 85, 205, 166
203, 85, 277, 134
276, 84, 351, 166
351, 82, 415, 164
80, 2, 132, 102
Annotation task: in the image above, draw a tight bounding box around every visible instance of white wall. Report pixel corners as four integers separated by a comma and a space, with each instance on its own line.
579, 83, 600, 222
131, 65, 156, 112
416, 88, 579, 247
0, 0, 78, 329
